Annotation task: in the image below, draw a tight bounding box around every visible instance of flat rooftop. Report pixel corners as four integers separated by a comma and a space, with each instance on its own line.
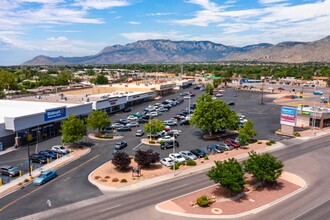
0, 100, 77, 123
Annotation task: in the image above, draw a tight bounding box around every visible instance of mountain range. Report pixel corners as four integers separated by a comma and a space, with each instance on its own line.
23, 36, 330, 65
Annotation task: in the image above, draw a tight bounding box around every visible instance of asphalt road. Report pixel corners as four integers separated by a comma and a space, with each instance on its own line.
10, 133, 330, 220
0, 86, 292, 219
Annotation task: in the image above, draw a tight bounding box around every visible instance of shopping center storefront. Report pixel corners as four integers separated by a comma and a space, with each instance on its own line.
0, 100, 92, 149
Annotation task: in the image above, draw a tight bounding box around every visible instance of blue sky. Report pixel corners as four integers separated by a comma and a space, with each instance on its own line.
1, 0, 329, 65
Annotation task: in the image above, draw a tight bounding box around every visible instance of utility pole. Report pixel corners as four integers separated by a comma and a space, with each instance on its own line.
27, 144, 32, 180
173, 134, 176, 176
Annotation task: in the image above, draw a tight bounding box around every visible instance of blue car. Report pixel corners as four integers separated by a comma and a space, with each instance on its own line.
313, 91, 323, 95
38, 150, 57, 159
33, 170, 57, 185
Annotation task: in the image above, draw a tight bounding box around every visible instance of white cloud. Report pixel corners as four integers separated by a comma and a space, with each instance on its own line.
47, 36, 68, 41
146, 12, 176, 16
114, 16, 122, 19
128, 21, 140, 25
16, 0, 65, 3
74, 0, 131, 10
259, 0, 287, 5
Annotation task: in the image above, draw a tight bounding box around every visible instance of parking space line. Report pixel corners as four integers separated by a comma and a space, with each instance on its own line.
0, 154, 100, 213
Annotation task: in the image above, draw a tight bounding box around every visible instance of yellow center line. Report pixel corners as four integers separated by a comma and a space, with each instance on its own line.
0, 154, 100, 213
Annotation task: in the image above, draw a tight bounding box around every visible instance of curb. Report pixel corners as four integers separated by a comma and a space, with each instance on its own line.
87, 133, 123, 141
155, 172, 308, 219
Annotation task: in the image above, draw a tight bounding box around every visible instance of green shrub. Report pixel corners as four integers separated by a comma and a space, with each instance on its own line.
266, 142, 272, 146
177, 161, 185, 166
197, 195, 210, 207
120, 179, 128, 183
269, 140, 276, 144
24, 179, 29, 183
186, 160, 197, 166
294, 132, 301, 137
170, 163, 180, 170
257, 142, 262, 144
18, 182, 22, 186
112, 178, 119, 182
149, 140, 156, 144
159, 140, 165, 144
248, 139, 258, 143
204, 156, 209, 160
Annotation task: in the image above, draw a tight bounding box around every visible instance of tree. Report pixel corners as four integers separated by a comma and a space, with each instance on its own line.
243, 151, 284, 185
112, 151, 131, 171
213, 78, 222, 88
134, 149, 160, 168
144, 119, 165, 137
207, 158, 246, 194
95, 74, 109, 85
61, 115, 87, 144
190, 94, 239, 135
237, 120, 257, 145
87, 110, 111, 133
0, 70, 17, 90
205, 83, 214, 95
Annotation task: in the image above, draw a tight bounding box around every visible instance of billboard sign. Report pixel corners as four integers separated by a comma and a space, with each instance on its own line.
44, 107, 66, 122
280, 107, 296, 126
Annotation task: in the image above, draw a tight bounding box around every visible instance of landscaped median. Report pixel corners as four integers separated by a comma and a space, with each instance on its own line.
88, 141, 274, 190
88, 133, 123, 140
155, 171, 306, 218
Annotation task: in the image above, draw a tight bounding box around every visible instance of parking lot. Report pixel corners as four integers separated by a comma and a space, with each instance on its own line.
0, 86, 291, 184
104, 86, 291, 160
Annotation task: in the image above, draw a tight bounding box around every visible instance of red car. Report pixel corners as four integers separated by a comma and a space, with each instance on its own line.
189, 93, 196, 97
224, 138, 240, 148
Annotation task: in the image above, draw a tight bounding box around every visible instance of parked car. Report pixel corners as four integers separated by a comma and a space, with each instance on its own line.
33, 170, 57, 185
224, 138, 240, 148
147, 133, 162, 139
160, 140, 179, 150
169, 153, 186, 163
164, 120, 178, 126
126, 121, 139, 127
135, 129, 144, 137
179, 151, 197, 160
115, 141, 127, 150
158, 107, 169, 112
0, 165, 19, 177
101, 126, 115, 133
215, 93, 223, 97
179, 119, 190, 125
38, 150, 57, 159
190, 149, 207, 158
160, 158, 175, 167
29, 154, 47, 164
112, 123, 125, 129
136, 118, 148, 124
127, 115, 138, 120
51, 145, 69, 154
207, 145, 224, 153
158, 135, 174, 142
217, 143, 234, 151
193, 86, 200, 90
278, 87, 285, 91
313, 91, 323, 95
122, 107, 132, 112
117, 126, 132, 132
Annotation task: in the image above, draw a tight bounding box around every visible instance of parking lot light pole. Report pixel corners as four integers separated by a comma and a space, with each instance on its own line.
173, 134, 176, 176
188, 96, 191, 117
27, 144, 32, 180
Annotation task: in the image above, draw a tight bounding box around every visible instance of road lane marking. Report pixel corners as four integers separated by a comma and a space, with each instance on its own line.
171, 184, 188, 190
0, 154, 100, 213
98, 204, 121, 213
